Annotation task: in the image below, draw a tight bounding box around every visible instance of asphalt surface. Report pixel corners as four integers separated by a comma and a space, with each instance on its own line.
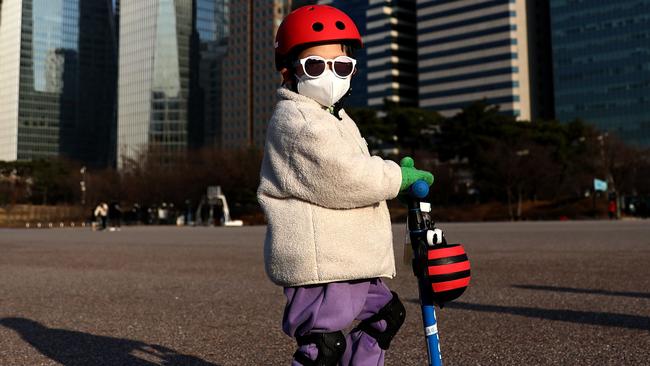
0, 221, 649, 366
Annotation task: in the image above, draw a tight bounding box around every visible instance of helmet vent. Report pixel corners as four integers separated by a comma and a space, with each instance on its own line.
336, 21, 346, 30
312, 22, 324, 32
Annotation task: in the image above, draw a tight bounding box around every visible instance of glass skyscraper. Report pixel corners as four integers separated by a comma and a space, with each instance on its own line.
550, 0, 650, 146
0, 0, 118, 166
416, 0, 553, 120
220, 0, 291, 149
118, 0, 191, 163
118, 0, 231, 165
193, 0, 229, 147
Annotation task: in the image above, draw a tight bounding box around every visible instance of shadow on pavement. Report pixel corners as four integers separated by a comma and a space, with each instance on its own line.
0, 317, 220, 366
512, 284, 650, 299
406, 299, 650, 331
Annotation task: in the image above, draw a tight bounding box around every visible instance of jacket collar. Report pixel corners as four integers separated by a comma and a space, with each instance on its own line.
277, 87, 326, 110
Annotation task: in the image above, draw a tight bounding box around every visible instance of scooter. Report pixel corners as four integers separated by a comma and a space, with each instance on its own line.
405, 180, 471, 366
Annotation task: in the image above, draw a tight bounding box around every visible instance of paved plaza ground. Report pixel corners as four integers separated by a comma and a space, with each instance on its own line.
0, 221, 649, 365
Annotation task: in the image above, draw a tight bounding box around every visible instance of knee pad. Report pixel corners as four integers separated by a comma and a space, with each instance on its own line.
353, 291, 406, 350
293, 331, 346, 366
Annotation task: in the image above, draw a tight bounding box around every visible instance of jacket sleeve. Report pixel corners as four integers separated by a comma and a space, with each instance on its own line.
282, 109, 402, 209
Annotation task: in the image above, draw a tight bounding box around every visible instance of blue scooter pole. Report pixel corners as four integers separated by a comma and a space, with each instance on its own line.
407, 180, 443, 366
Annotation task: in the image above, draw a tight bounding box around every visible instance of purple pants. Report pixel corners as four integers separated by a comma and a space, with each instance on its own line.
283, 278, 393, 366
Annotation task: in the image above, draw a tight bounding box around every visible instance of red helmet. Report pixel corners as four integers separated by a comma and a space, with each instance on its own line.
275, 5, 363, 70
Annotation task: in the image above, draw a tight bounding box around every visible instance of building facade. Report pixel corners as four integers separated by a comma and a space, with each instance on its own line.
193, 0, 229, 147
0, 0, 118, 166
317, 0, 369, 108
220, 0, 291, 149
118, 0, 231, 165
366, 0, 418, 107
550, 0, 650, 146
417, 0, 552, 120
118, 0, 192, 164
118, 0, 292, 161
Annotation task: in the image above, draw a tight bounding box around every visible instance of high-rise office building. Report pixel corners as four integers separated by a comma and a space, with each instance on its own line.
117, 0, 230, 165
118, 0, 192, 164
550, 0, 650, 146
0, 0, 118, 166
316, 0, 369, 108
193, 0, 229, 147
118, 0, 287, 156
417, 0, 553, 120
220, 0, 291, 149
366, 0, 417, 107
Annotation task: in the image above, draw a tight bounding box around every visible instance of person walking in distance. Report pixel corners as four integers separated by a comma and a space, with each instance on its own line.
94, 202, 108, 230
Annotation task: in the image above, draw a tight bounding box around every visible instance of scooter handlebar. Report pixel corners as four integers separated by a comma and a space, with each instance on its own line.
409, 180, 430, 199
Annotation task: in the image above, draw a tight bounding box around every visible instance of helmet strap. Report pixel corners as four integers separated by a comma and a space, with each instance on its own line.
332, 85, 352, 120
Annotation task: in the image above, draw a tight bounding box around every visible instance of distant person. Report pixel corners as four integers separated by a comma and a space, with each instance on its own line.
108, 201, 122, 231
131, 203, 142, 225
158, 203, 168, 225
184, 199, 193, 226
258, 6, 434, 366
639, 200, 648, 219
94, 202, 108, 230
608, 200, 617, 220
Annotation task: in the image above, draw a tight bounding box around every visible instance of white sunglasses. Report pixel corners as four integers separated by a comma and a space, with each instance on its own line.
294, 55, 357, 78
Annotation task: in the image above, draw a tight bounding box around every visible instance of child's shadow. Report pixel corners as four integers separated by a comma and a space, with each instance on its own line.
0, 317, 220, 366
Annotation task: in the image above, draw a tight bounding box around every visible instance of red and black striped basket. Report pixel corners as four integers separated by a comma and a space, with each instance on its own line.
427, 243, 471, 306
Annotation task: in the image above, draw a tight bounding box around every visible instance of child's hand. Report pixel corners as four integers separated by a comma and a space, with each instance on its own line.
399, 157, 434, 192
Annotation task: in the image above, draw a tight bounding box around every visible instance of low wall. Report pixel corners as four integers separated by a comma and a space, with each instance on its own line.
0, 204, 87, 228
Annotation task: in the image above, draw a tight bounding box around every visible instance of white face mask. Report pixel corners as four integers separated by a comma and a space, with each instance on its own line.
296, 70, 351, 107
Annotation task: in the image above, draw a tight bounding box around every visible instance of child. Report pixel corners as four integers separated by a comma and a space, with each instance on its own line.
257, 5, 434, 366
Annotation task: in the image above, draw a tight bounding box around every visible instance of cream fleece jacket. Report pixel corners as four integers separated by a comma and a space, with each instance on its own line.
257, 87, 402, 287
